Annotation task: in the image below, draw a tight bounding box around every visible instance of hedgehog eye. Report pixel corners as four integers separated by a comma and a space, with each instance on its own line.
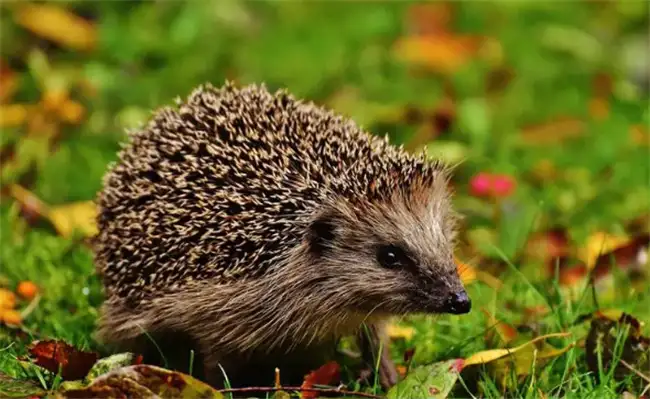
376, 244, 414, 269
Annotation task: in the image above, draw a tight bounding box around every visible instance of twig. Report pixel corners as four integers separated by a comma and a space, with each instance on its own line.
619, 359, 650, 385
217, 386, 384, 398
20, 294, 41, 319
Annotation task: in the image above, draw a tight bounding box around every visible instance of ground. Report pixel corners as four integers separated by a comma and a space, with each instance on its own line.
1, 1, 649, 398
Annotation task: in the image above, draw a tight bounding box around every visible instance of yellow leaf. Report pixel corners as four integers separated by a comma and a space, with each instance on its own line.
464, 332, 571, 367
578, 231, 628, 269
387, 324, 416, 340
58, 99, 85, 124
456, 257, 476, 284
394, 35, 482, 75
47, 201, 98, 238
0, 104, 29, 127
0, 289, 16, 309
14, 4, 96, 51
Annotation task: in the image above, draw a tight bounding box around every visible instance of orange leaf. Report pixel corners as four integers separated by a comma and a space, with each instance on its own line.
300, 361, 340, 399
17, 281, 39, 301
394, 34, 482, 75
0, 61, 19, 103
520, 117, 585, 145
58, 99, 85, 124
0, 288, 16, 309
27, 340, 99, 380
589, 97, 609, 120
14, 4, 96, 51
1, 309, 22, 326
406, 2, 454, 36
630, 124, 649, 146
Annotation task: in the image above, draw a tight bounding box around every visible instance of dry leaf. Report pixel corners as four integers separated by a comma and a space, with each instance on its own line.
0, 104, 29, 128
464, 332, 571, 366
578, 231, 629, 269
0, 61, 18, 103
1, 309, 22, 326
387, 324, 416, 341
300, 361, 340, 399
26, 340, 99, 381
585, 312, 650, 389
630, 124, 649, 146
520, 117, 585, 145
591, 233, 649, 281
456, 257, 476, 284
394, 35, 482, 75
48, 201, 99, 238
17, 281, 39, 301
14, 4, 97, 51
0, 289, 16, 309
59, 99, 85, 124
406, 2, 454, 36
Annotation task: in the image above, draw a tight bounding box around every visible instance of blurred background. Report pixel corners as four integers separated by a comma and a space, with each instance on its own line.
0, 0, 649, 389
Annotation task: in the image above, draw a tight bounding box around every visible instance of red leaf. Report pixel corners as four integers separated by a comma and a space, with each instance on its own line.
300, 361, 340, 399
27, 340, 98, 380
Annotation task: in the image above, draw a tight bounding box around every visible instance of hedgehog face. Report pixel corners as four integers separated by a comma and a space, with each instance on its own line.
306, 194, 470, 318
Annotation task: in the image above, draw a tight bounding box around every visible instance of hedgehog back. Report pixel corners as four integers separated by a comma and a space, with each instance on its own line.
94, 83, 438, 305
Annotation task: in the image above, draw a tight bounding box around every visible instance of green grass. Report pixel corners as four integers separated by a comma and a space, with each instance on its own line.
1, 1, 649, 398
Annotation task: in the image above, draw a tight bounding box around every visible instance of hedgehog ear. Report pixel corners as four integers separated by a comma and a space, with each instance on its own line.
308, 215, 337, 255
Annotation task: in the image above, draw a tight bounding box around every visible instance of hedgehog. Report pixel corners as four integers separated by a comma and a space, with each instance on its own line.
93, 81, 471, 390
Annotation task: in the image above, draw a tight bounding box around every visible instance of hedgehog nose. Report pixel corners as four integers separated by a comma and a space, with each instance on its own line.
445, 291, 471, 314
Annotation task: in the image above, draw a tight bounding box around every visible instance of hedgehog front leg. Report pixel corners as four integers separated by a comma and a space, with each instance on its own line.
357, 323, 398, 389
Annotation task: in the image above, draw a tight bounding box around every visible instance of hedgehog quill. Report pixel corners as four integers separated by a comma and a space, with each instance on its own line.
93, 82, 471, 389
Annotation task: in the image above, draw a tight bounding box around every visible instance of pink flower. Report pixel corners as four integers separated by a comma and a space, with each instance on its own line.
469, 172, 516, 198
469, 172, 493, 196
492, 174, 516, 197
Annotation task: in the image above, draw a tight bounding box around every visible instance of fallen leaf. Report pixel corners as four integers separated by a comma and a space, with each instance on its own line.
1, 309, 22, 326
0, 61, 19, 103
58, 99, 85, 124
16, 281, 39, 301
387, 324, 416, 341
464, 332, 571, 367
520, 117, 585, 145
406, 2, 454, 36
300, 361, 340, 399
0, 372, 46, 399
0, 289, 16, 309
481, 309, 518, 345
56, 364, 224, 398
394, 35, 483, 75
456, 257, 476, 284
386, 359, 463, 399
84, 353, 141, 383
14, 4, 96, 51
585, 312, 650, 389
589, 97, 609, 120
47, 201, 98, 238
578, 231, 630, 269
630, 124, 649, 146
0, 104, 29, 128
591, 233, 650, 281
26, 340, 99, 381
525, 228, 570, 263
8, 184, 50, 223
